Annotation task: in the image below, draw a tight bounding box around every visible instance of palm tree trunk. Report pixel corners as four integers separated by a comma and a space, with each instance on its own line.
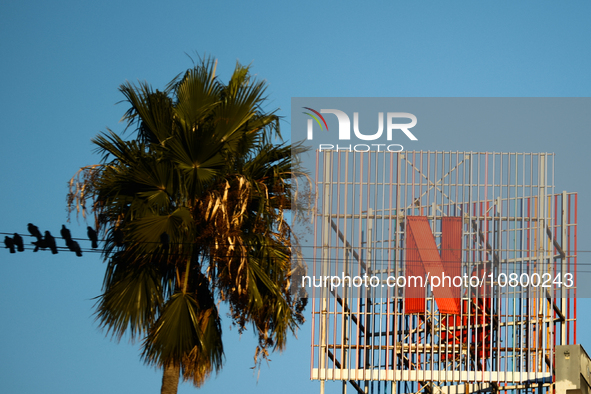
161, 363, 180, 394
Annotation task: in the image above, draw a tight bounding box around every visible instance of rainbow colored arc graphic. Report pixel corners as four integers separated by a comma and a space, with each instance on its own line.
302, 107, 329, 131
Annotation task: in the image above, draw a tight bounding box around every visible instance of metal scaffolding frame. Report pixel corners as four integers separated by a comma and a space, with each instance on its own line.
309, 151, 577, 394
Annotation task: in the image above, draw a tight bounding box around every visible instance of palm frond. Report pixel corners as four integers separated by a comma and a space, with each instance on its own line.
174, 64, 221, 130
125, 207, 194, 256
119, 81, 174, 144
95, 262, 164, 341
142, 292, 208, 367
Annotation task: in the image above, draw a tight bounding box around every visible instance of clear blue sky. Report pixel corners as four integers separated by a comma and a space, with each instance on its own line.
1, 1, 591, 393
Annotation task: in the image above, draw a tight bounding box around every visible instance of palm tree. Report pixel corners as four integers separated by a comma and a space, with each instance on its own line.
68, 59, 307, 393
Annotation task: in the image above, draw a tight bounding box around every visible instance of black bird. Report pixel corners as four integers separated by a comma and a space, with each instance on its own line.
32, 236, 48, 252
12, 233, 24, 252
44, 231, 58, 254
60, 225, 73, 248
27, 223, 42, 241
114, 228, 124, 247
160, 232, 170, 250
70, 240, 83, 257
4, 236, 15, 253
87, 226, 98, 249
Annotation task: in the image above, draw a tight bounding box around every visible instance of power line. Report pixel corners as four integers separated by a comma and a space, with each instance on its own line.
1, 230, 588, 251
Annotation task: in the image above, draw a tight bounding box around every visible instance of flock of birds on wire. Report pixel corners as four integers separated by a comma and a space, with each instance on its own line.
3, 224, 99, 256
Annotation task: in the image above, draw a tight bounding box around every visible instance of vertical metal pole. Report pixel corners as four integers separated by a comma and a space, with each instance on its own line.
366, 207, 373, 394
394, 152, 402, 387
538, 154, 546, 379
320, 151, 332, 394
561, 190, 567, 346
312, 150, 319, 383
342, 152, 349, 394
574, 193, 577, 344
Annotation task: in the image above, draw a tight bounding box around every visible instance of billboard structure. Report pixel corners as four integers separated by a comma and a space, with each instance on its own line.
309, 151, 577, 394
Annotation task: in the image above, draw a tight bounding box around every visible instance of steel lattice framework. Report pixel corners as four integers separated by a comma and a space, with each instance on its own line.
309, 151, 577, 394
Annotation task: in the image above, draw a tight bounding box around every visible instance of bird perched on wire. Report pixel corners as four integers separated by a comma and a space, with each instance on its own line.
70, 240, 83, 257
87, 226, 98, 249
12, 233, 24, 252
32, 236, 48, 252
28, 223, 42, 242
4, 236, 15, 253
44, 231, 58, 254
60, 225, 73, 248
